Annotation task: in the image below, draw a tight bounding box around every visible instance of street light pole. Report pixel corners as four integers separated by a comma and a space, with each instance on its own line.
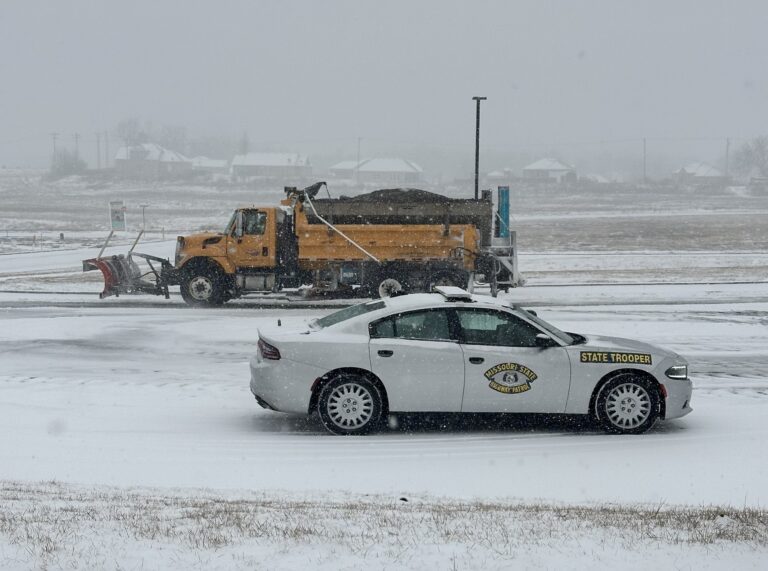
472, 96, 487, 200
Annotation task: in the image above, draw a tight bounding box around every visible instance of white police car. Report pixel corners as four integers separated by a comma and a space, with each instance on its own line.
250, 287, 692, 435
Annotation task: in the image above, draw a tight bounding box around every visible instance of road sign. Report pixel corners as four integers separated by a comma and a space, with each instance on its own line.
109, 200, 126, 231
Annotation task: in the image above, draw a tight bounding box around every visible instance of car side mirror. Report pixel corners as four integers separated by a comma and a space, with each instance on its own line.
535, 333, 557, 348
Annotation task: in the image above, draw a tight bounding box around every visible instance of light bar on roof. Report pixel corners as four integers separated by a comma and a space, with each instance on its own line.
434, 286, 473, 301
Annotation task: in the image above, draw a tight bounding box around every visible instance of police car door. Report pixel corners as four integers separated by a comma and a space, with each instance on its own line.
369, 308, 465, 412
456, 308, 571, 413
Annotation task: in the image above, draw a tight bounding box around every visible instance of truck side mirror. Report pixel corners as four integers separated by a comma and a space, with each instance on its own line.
234, 211, 244, 238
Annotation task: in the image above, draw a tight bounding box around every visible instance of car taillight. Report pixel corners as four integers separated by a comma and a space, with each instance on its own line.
258, 338, 281, 360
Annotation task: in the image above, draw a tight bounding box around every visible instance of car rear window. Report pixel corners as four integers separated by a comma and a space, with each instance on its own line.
312, 300, 386, 329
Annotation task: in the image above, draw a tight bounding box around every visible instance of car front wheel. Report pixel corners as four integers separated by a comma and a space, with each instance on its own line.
596, 375, 659, 434
318, 374, 383, 435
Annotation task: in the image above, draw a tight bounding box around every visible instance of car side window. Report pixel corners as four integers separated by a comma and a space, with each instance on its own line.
456, 308, 541, 347
243, 210, 267, 235
370, 309, 453, 341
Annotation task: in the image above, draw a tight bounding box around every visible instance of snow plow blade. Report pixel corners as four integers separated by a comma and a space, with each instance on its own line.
82, 253, 175, 299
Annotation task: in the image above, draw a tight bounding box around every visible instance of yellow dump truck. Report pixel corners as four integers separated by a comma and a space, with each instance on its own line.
84, 182, 518, 305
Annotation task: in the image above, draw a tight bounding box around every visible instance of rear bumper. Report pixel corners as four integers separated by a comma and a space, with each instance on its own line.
663, 378, 693, 420
249, 355, 324, 414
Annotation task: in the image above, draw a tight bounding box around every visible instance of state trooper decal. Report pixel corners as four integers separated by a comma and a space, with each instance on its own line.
484, 363, 538, 394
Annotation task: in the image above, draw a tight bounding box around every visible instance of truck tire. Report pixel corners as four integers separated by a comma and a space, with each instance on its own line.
180, 263, 228, 306
378, 278, 403, 298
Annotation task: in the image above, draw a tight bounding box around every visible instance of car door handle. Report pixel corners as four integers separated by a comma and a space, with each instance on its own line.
469, 357, 484, 364
377, 350, 394, 357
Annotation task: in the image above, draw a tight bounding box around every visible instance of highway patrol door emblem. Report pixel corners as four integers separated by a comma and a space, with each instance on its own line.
484, 363, 538, 394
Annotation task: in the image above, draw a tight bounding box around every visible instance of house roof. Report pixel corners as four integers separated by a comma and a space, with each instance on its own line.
231, 152, 310, 167
114, 143, 189, 163
675, 162, 723, 178
523, 158, 574, 172
190, 156, 229, 169
358, 158, 423, 173
329, 160, 360, 171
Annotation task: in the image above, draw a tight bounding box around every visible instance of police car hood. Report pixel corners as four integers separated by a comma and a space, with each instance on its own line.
581, 334, 677, 358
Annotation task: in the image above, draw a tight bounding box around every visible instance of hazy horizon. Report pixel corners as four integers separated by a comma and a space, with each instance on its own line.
1, 0, 766, 178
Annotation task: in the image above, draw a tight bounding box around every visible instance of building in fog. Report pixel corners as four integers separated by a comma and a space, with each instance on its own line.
114, 143, 192, 179
522, 158, 576, 183
329, 157, 423, 185
673, 162, 726, 185
230, 152, 311, 180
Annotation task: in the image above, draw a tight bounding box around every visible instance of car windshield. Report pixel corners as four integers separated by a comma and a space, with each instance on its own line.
519, 308, 576, 345
310, 300, 386, 329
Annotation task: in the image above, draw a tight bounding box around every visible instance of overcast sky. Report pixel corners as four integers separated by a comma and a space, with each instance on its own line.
1, 0, 767, 170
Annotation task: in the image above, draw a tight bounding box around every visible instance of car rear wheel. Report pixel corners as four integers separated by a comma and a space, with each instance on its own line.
318, 374, 383, 435
596, 375, 659, 434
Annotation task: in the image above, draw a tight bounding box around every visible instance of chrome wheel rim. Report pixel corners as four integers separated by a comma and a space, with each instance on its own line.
327, 383, 374, 429
605, 383, 652, 429
188, 276, 213, 301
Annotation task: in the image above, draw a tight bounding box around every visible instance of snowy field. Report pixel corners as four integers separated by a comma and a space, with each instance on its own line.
1, 174, 768, 569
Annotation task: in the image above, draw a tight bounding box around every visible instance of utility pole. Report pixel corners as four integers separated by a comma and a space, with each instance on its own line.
49, 132, 59, 163
356, 137, 361, 186
73, 133, 80, 160
104, 130, 110, 168
725, 137, 731, 179
96, 132, 102, 170
139, 203, 149, 230
472, 96, 487, 200
642, 137, 647, 184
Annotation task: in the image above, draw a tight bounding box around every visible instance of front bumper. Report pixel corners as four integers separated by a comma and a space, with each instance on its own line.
662, 377, 693, 420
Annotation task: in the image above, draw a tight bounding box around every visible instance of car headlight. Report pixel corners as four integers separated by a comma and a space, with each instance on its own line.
665, 364, 688, 380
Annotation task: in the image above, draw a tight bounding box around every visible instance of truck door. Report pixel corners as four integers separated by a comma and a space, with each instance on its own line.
456, 307, 571, 413
227, 208, 276, 269
368, 308, 465, 412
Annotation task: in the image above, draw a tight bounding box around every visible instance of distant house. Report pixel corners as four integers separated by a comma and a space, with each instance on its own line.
674, 162, 726, 185
230, 152, 311, 180
329, 160, 361, 179
522, 158, 576, 183
329, 158, 423, 185
190, 156, 230, 180
487, 167, 514, 181
114, 143, 192, 179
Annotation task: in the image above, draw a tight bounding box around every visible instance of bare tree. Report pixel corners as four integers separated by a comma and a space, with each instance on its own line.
733, 136, 768, 177
115, 118, 151, 146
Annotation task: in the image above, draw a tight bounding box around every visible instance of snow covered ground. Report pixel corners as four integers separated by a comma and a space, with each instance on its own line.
1, 175, 767, 568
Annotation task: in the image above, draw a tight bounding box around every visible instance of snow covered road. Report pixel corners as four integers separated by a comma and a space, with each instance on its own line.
2, 298, 766, 507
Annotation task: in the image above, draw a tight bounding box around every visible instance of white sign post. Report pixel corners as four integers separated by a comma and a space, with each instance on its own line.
109, 200, 127, 231
97, 200, 127, 259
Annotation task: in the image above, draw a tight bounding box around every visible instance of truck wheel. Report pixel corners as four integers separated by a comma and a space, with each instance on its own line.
429, 270, 467, 291
318, 374, 383, 435
180, 265, 227, 306
378, 278, 403, 298
595, 375, 659, 434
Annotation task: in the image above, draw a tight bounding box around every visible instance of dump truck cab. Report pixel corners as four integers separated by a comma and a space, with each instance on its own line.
174, 204, 299, 305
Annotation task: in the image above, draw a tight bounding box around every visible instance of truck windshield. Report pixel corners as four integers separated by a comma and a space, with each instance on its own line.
310, 300, 386, 329
224, 211, 237, 234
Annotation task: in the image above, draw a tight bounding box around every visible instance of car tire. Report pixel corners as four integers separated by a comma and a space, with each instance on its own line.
180, 264, 227, 306
318, 374, 384, 435
595, 374, 659, 434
